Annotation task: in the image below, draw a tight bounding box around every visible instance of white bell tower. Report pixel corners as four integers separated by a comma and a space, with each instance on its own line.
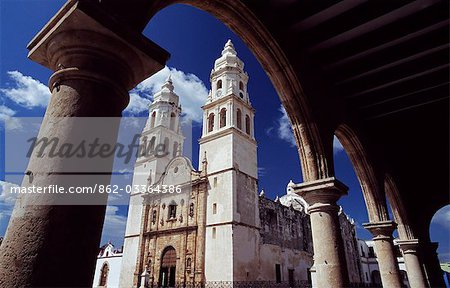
120, 76, 185, 287
200, 40, 260, 282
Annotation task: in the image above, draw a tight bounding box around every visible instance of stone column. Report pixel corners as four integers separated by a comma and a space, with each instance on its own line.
294, 177, 349, 288
397, 239, 427, 288
0, 1, 168, 287
422, 241, 445, 287
363, 221, 403, 288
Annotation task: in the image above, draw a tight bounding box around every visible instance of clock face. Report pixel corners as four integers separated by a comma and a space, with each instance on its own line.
216, 89, 222, 98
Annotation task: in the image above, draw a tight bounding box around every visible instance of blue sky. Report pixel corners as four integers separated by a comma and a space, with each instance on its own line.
0, 1, 448, 262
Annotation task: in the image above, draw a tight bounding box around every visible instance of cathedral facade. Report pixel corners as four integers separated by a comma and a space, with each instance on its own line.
116, 41, 356, 288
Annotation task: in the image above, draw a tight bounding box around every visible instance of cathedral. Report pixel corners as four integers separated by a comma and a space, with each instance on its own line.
92, 41, 408, 288
117, 40, 318, 287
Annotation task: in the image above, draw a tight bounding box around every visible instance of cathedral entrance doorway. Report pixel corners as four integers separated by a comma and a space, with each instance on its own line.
159, 246, 177, 287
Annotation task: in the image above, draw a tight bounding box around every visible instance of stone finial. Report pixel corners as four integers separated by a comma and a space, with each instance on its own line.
259, 189, 265, 197
275, 195, 280, 203
222, 39, 237, 56
201, 151, 208, 176
287, 179, 295, 194
161, 74, 174, 92
287, 179, 295, 187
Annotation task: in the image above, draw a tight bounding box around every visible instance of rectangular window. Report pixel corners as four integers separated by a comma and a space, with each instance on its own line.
213, 177, 218, 187
212, 227, 216, 239
275, 264, 281, 283
168, 205, 177, 219
368, 247, 375, 258
213, 203, 217, 214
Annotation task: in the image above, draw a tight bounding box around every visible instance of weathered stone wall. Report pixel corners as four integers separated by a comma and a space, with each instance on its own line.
259, 197, 313, 253
338, 212, 363, 283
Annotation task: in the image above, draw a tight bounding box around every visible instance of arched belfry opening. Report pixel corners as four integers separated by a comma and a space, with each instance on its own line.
159, 246, 177, 287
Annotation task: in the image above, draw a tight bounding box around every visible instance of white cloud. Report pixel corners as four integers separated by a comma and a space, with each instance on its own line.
432, 205, 450, 229
0, 181, 19, 236
0, 105, 22, 131
270, 105, 346, 155
0, 71, 50, 109
333, 136, 345, 154
0, 69, 207, 123
0, 181, 19, 205
274, 105, 296, 147
127, 66, 208, 122
101, 205, 127, 247
125, 93, 152, 115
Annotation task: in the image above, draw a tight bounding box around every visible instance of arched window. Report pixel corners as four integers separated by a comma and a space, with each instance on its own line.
150, 111, 156, 128
219, 108, 227, 128
149, 136, 156, 153
245, 115, 251, 135
217, 79, 222, 89
169, 112, 176, 131
236, 109, 242, 129
239, 81, 244, 90
173, 142, 178, 157
99, 262, 109, 287
208, 113, 215, 132
159, 247, 176, 287
164, 137, 169, 154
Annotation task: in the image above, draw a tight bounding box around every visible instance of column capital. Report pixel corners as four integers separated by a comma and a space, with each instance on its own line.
293, 177, 348, 207
396, 239, 420, 255
27, 0, 169, 91
363, 220, 397, 240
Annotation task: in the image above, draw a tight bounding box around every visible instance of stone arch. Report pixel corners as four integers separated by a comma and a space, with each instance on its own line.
385, 174, 414, 240
144, 0, 331, 181
335, 124, 390, 223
